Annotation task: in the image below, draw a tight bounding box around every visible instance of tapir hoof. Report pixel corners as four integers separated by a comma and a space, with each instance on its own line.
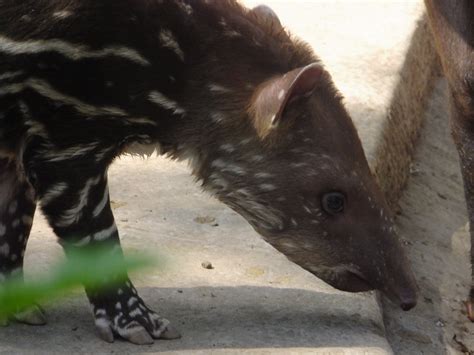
159, 325, 182, 340
13, 304, 47, 325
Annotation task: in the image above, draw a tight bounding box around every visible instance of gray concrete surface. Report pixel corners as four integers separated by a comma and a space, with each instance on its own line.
381, 79, 474, 354
0, 1, 442, 354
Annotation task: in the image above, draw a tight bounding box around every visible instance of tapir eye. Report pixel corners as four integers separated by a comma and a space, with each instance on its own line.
321, 192, 345, 215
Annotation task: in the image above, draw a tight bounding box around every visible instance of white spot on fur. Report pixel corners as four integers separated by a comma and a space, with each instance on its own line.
211, 112, 227, 123
209, 84, 231, 93
211, 160, 247, 176
160, 29, 184, 61
149, 91, 185, 115
8, 201, 17, 215
127, 297, 138, 308
250, 155, 264, 163
95, 309, 106, 317
12, 218, 20, 228
93, 186, 110, 217
94, 224, 118, 242
259, 184, 277, 192
224, 30, 242, 38
129, 308, 143, 318
41, 182, 68, 206
0, 79, 129, 117
255, 172, 273, 179
0, 71, 23, 81
53, 10, 73, 19
73, 236, 91, 247
94, 317, 111, 331
219, 144, 235, 153
41, 143, 101, 163
207, 173, 229, 191
270, 114, 277, 126
56, 175, 102, 227
0, 35, 150, 65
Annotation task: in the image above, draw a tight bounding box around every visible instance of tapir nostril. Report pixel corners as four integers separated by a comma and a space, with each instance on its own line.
399, 294, 417, 311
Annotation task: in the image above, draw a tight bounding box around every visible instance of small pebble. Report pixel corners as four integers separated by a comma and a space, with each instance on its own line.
202, 261, 214, 270
194, 216, 216, 225
437, 192, 447, 200
435, 319, 445, 328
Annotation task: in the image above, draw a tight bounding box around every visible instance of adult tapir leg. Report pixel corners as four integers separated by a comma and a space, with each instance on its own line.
0, 158, 44, 325
32, 161, 180, 344
425, 0, 474, 320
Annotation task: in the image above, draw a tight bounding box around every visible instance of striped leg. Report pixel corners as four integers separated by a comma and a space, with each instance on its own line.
38, 171, 179, 344
0, 158, 45, 325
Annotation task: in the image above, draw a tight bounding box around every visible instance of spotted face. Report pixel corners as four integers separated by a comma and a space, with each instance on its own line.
202, 63, 418, 311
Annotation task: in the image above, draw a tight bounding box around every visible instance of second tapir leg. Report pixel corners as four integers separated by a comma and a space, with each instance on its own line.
425, 0, 474, 319
0, 158, 44, 325
37, 169, 180, 344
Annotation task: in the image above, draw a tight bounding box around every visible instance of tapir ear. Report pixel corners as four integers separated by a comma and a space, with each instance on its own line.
249, 63, 324, 139
251, 5, 282, 28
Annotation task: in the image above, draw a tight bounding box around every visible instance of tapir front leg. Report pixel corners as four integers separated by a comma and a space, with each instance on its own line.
425, 0, 474, 319
35, 165, 179, 344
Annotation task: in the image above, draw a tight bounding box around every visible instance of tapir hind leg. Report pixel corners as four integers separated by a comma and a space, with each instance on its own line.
0, 157, 44, 325
425, 0, 474, 320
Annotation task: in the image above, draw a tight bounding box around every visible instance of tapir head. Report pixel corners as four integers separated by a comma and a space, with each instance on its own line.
191, 4, 418, 311
200, 61, 418, 311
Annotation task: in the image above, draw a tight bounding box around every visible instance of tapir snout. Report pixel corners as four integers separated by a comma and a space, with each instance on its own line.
376, 233, 419, 311
328, 227, 419, 311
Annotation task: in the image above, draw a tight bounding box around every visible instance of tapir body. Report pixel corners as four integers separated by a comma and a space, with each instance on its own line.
0, 0, 417, 344
425, 0, 474, 320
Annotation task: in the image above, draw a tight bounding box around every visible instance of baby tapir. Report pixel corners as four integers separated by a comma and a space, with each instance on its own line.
0, 0, 418, 345
425, 0, 474, 321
